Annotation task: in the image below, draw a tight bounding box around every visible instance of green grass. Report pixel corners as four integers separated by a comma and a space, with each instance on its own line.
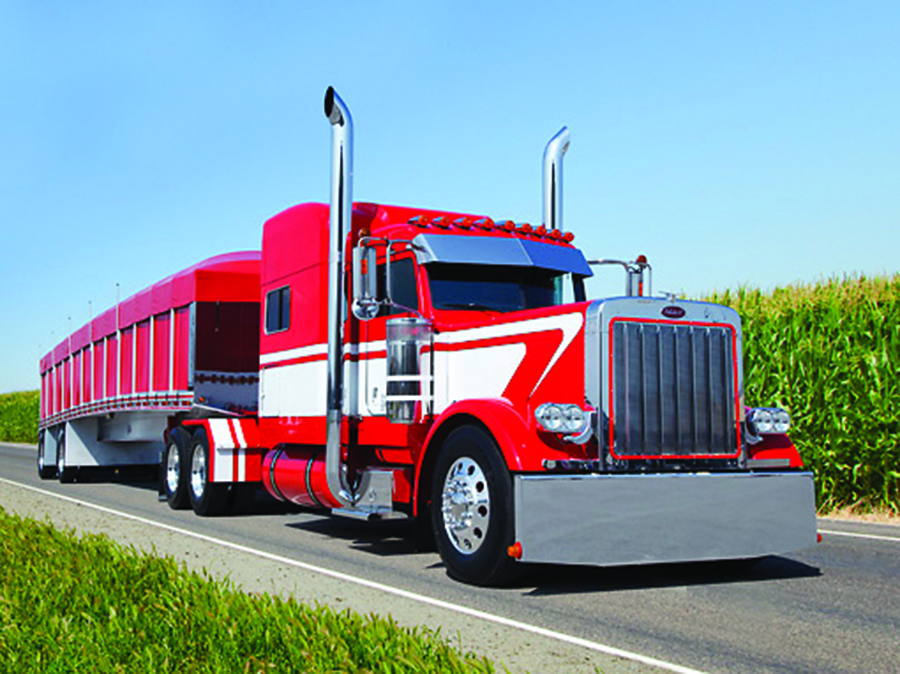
0, 506, 495, 673
0, 390, 39, 443
705, 274, 900, 514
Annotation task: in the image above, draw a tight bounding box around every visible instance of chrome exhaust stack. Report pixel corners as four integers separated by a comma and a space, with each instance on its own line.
542, 127, 570, 233
323, 86, 355, 508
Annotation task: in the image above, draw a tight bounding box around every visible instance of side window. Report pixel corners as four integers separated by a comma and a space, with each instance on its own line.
265, 286, 291, 333
377, 257, 418, 317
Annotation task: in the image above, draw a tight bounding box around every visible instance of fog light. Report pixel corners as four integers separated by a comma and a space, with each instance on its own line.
747, 407, 791, 436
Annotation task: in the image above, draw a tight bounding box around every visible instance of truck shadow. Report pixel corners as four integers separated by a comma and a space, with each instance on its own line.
286, 516, 420, 557
517, 555, 821, 595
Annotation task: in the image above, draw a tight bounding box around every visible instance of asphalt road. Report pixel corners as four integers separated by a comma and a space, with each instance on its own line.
2, 442, 898, 673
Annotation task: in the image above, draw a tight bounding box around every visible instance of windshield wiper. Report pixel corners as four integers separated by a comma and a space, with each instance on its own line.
440, 302, 503, 312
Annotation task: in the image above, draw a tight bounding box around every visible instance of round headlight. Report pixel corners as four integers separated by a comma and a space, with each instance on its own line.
536, 404, 563, 432
561, 405, 586, 433
772, 408, 791, 434
750, 408, 774, 434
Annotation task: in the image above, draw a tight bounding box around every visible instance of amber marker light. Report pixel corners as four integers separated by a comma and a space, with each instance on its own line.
508, 542, 523, 559
473, 217, 495, 230
563, 231, 575, 242
409, 215, 432, 227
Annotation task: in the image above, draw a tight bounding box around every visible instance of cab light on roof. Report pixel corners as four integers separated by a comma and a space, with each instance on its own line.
452, 217, 474, 229
409, 215, 432, 227
473, 217, 495, 230
563, 231, 575, 242
432, 216, 451, 229
517, 223, 533, 234
497, 220, 516, 231
549, 229, 562, 239
534, 225, 548, 237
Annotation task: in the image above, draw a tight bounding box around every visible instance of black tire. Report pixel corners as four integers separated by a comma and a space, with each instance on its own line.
164, 427, 192, 510
37, 431, 57, 480
57, 429, 76, 484
431, 425, 522, 586
187, 428, 230, 516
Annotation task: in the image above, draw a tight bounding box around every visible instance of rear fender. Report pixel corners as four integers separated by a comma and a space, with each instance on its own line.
182, 418, 264, 482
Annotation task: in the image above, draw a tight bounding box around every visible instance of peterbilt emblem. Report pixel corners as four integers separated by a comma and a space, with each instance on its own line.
662, 305, 686, 318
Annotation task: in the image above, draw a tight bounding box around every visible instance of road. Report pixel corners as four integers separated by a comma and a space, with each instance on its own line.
2, 442, 898, 673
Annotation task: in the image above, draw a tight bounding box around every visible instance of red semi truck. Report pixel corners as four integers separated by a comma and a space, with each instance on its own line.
38, 88, 817, 585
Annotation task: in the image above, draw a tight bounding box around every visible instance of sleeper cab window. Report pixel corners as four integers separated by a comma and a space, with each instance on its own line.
265, 285, 291, 334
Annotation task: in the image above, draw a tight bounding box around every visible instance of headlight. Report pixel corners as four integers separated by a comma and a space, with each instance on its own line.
536, 403, 587, 434
746, 407, 790, 436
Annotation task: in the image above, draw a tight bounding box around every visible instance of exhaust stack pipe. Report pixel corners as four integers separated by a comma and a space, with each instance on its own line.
323, 86, 355, 508
542, 127, 570, 233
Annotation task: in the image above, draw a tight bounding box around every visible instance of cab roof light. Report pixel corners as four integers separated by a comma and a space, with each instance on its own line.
409, 215, 431, 227
549, 229, 562, 239
562, 231, 575, 243
497, 219, 516, 231
534, 225, 548, 237
452, 217, 474, 229
473, 217, 495, 230
517, 222, 533, 234
432, 216, 452, 229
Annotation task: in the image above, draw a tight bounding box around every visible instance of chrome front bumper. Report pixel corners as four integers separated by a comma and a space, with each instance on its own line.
513, 471, 817, 566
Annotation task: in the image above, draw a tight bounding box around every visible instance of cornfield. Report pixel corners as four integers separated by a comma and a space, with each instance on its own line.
705, 274, 900, 514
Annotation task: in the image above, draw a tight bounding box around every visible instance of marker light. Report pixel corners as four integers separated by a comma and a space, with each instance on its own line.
432, 216, 451, 229
452, 217, 474, 229
563, 232, 575, 242
409, 215, 431, 227
517, 223, 533, 234
534, 225, 548, 236
497, 220, 516, 231
473, 218, 494, 230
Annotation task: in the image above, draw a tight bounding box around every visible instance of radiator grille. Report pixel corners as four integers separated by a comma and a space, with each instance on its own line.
611, 321, 738, 459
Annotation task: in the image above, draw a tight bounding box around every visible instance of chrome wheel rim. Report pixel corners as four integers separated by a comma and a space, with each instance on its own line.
441, 456, 490, 555
190, 445, 206, 500
166, 442, 180, 494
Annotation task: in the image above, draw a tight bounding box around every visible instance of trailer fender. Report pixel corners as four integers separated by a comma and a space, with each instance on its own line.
413, 399, 529, 517
182, 418, 264, 483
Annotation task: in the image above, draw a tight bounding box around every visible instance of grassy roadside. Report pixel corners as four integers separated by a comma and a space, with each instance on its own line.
0, 505, 495, 673
0, 390, 39, 443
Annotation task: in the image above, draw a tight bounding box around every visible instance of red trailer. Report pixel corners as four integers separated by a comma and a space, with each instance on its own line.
38, 253, 260, 481
38, 88, 817, 585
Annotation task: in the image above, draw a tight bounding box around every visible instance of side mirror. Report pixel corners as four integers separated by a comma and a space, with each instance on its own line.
351, 245, 379, 320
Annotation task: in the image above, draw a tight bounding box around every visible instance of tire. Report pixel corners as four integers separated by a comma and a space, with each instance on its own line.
188, 428, 230, 516
431, 425, 522, 586
57, 429, 76, 484
164, 427, 192, 510
37, 431, 57, 480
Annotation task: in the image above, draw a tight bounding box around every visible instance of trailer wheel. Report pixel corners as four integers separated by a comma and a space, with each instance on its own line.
57, 429, 76, 484
37, 431, 57, 480
431, 425, 522, 586
164, 427, 192, 510
188, 428, 230, 516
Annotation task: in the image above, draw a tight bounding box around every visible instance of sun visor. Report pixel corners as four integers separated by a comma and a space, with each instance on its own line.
412, 234, 592, 276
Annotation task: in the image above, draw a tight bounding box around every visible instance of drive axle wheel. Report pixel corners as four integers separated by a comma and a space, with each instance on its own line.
431, 425, 521, 586
188, 428, 230, 516
164, 427, 192, 510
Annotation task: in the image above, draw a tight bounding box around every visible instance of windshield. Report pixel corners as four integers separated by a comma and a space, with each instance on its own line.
427, 263, 579, 313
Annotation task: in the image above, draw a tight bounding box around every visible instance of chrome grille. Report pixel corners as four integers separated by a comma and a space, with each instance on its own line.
611, 321, 737, 458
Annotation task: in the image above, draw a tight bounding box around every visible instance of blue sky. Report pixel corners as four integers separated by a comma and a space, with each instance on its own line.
2, 1, 898, 393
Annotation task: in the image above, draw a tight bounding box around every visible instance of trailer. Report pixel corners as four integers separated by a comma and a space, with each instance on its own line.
38, 87, 817, 585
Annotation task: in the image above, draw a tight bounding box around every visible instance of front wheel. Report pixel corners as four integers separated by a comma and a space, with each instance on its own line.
431, 425, 522, 586
188, 428, 230, 516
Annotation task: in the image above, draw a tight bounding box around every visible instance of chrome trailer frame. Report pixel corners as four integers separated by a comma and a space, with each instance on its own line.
513, 470, 817, 566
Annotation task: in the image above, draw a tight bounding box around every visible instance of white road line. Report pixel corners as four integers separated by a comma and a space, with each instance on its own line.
818, 529, 900, 543
1, 477, 705, 674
